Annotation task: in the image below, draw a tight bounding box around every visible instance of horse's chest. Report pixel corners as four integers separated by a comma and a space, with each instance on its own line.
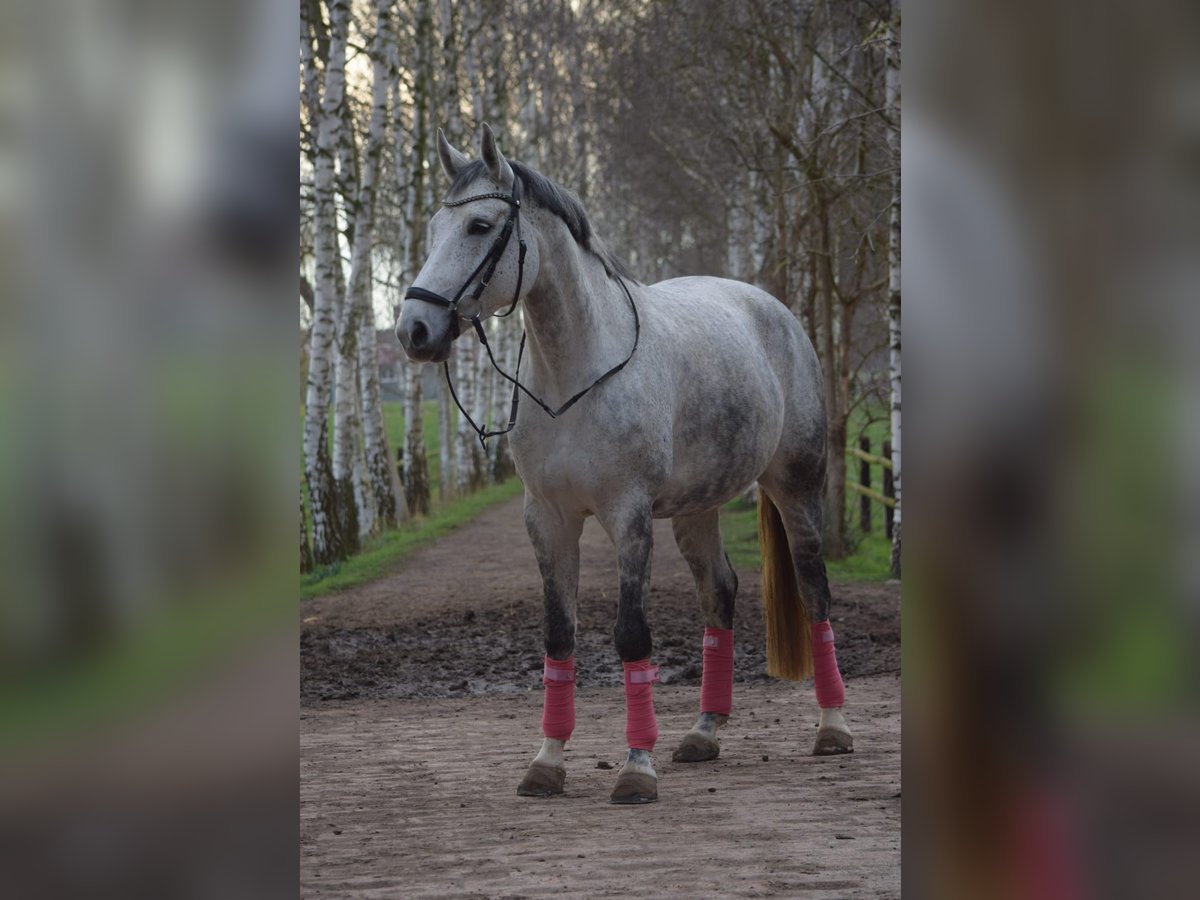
510, 411, 668, 500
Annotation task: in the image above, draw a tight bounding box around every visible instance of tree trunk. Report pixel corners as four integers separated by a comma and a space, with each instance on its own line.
438, 357, 454, 500
352, 386, 374, 539
404, 365, 432, 517
330, 39, 362, 555
397, 0, 435, 515
815, 192, 848, 558
475, 324, 495, 488
438, 0, 464, 142
358, 305, 404, 527
342, 0, 403, 534
489, 315, 517, 481
300, 485, 313, 574
301, 0, 350, 566
331, 302, 362, 553
455, 337, 482, 492
886, 8, 902, 578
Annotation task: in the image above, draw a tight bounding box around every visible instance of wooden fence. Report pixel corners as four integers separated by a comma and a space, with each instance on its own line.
849, 437, 896, 537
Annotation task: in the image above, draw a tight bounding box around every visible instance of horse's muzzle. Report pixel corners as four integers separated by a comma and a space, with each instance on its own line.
396, 302, 456, 363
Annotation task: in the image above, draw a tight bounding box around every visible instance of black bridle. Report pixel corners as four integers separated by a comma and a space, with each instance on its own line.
403, 176, 640, 448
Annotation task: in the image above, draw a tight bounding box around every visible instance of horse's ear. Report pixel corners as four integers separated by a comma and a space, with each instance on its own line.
437, 128, 470, 180
479, 123, 514, 186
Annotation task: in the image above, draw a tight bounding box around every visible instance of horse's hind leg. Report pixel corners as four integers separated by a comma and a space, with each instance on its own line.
517, 497, 584, 797
669, 508, 738, 763
761, 482, 855, 755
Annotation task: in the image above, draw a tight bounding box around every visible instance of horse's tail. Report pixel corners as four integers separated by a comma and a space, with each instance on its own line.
758, 490, 813, 681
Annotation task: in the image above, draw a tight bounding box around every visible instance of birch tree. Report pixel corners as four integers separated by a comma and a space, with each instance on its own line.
302, 0, 348, 566
344, 0, 404, 530
401, 0, 435, 517
886, 6, 901, 577
301, 484, 314, 574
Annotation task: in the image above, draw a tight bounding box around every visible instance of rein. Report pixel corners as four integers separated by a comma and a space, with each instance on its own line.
403, 176, 640, 448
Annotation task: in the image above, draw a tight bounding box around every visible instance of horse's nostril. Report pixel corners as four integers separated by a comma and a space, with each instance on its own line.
410, 320, 429, 349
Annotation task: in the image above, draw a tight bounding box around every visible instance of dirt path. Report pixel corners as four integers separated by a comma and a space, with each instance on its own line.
301, 495, 901, 897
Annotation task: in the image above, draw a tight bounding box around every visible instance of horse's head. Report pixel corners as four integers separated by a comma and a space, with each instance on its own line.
396, 124, 540, 363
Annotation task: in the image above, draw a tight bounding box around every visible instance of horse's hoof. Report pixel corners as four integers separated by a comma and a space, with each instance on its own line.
609, 771, 658, 804
671, 732, 720, 763
517, 762, 565, 797
812, 727, 854, 756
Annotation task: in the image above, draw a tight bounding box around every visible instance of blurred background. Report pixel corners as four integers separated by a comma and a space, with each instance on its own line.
0, 0, 298, 897
904, 0, 1200, 897
0, 0, 1196, 896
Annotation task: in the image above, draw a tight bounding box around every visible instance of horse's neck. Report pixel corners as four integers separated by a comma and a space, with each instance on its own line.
521, 224, 631, 398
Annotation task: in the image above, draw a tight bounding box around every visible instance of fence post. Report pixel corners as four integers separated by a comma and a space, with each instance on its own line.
859, 436, 872, 533
883, 439, 894, 539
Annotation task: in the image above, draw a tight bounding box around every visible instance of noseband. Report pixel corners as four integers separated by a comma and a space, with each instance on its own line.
402, 175, 640, 448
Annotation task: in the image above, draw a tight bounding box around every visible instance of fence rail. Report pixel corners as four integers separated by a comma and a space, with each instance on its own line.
852, 437, 896, 536
848, 445, 893, 471
849, 481, 896, 509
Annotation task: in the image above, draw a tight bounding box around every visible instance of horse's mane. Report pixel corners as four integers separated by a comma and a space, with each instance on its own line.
448, 159, 635, 281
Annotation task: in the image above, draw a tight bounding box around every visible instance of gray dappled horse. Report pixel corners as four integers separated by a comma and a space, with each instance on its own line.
396, 125, 853, 804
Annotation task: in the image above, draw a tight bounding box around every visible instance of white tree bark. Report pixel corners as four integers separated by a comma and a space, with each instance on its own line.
476, 321, 496, 481
886, 8, 902, 578
343, 0, 404, 532
403, 363, 432, 516
358, 300, 404, 526
455, 336, 481, 492
438, 357, 454, 500
489, 313, 518, 480
301, 0, 350, 566
300, 483, 313, 574
352, 378, 373, 538
435, 0, 463, 501
395, 0, 435, 513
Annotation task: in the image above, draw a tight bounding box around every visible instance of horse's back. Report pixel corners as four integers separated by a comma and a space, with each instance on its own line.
645, 275, 821, 400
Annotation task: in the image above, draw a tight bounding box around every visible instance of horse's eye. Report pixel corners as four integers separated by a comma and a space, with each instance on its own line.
467, 218, 492, 236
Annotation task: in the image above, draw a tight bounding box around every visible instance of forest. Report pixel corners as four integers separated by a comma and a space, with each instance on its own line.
300, 0, 901, 575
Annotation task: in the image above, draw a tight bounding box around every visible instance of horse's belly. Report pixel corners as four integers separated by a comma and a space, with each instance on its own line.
650, 426, 778, 518
650, 471, 752, 518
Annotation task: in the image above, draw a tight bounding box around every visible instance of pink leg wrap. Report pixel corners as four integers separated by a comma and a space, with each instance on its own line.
541, 655, 576, 741
622, 659, 660, 751
811, 620, 846, 708
700, 627, 734, 715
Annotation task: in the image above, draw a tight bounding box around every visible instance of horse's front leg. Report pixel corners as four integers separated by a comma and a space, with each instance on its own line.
517, 496, 583, 798
602, 501, 660, 804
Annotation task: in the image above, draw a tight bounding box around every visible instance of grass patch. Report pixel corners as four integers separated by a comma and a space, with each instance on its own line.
719, 494, 894, 584
721, 500, 762, 571
301, 477, 524, 598
718, 400, 895, 583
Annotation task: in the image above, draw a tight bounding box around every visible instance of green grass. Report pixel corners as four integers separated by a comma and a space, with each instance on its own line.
382, 399, 443, 494
720, 496, 894, 583
719, 400, 896, 583
301, 477, 524, 598
301, 396, 525, 598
